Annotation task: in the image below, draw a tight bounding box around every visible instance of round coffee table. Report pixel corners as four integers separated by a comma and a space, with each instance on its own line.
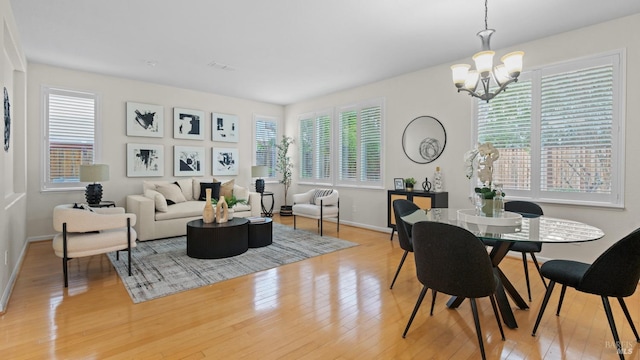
248, 218, 273, 248
186, 218, 249, 259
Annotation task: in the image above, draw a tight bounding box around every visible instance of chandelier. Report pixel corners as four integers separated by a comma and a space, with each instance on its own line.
450, 0, 524, 102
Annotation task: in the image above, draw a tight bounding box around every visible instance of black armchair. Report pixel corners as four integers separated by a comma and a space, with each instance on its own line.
403, 221, 505, 360
532, 228, 640, 359
389, 199, 420, 289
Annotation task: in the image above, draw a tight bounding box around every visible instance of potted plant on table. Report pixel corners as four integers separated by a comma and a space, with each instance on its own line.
276, 135, 294, 216
464, 142, 505, 216
404, 177, 417, 191
211, 195, 247, 220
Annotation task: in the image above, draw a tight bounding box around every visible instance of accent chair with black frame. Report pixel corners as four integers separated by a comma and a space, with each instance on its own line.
292, 189, 339, 236
389, 199, 420, 289
531, 227, 640, 359
403, 221, 505, 360
52, 204, 137, 287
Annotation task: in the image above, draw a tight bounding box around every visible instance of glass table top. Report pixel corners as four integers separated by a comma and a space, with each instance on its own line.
401, 208, 604, 244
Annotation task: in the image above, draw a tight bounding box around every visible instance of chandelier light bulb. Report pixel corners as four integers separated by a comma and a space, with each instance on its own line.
451, 64, 471, 88
501, 51, 525, 77
472, 50, 495, 78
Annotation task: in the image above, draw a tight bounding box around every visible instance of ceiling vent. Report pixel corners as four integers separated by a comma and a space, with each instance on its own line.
207, 61, 236, 71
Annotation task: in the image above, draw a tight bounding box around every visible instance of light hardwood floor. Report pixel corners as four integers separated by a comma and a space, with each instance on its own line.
1, 215, 639, 359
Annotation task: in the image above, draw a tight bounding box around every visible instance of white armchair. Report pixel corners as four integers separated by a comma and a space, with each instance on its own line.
52, 204, 137, 287
292, 189, 339, 236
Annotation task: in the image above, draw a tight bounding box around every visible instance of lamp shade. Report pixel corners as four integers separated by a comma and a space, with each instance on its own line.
251, 165, 268, 178
80, 164, 109, 182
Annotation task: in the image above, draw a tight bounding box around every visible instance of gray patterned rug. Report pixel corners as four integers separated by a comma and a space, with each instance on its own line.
107, 223, 357, 303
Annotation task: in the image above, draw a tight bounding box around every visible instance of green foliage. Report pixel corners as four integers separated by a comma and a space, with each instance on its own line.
211, 194, 247, 208
474, 187, 505, 199
404, 177, 417, 186
276, 135, 294, 205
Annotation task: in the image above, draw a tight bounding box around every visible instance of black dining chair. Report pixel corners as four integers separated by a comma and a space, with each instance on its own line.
403, 221, 505, 360
531, 228, 640, 359
389, 199, 420, 289
484, 200, 546, 301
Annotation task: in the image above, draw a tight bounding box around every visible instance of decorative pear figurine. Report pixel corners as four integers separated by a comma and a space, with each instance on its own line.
216, 195, 229, 223
202, 188, 215, 223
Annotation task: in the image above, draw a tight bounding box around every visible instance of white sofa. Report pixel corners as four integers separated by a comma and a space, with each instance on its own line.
126, 178, 260, 241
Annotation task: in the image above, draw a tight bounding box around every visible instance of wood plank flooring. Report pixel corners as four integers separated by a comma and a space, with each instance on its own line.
1, 215, 639, 359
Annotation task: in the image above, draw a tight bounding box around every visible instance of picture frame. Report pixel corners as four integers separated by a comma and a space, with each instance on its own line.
126, 102, 164, 138
211, 112, 238, 142
394, 178, 405, 190
127, 143, 164, 177
174, 146, 205, 176
212, 147, 238, 176
173, 107, 205, 140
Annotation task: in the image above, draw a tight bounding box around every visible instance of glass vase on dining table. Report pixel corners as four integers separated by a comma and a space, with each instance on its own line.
472, 192, 485, 216
492, 183, 504, 217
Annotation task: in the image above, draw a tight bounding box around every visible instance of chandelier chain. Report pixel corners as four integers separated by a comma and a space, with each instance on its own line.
484, 0, 489, 30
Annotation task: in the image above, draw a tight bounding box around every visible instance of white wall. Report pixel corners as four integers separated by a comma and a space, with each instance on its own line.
285, 13, 640, 263
25, 64, 284, 239
0, 0, 27, 313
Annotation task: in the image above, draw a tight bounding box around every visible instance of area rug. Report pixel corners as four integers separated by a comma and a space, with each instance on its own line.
107, 223, 358, 303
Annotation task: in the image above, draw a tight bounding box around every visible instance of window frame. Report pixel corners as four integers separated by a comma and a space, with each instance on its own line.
472, 50, 625, 208
298, 109, 333, 186
252, 114, 280, 182
41, 86, 101, 192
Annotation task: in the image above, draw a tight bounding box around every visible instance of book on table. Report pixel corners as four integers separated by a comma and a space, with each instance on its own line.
247, 217, 266, 223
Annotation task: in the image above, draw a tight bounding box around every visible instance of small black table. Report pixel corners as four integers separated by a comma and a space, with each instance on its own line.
186, 218, 249, 259
89, 201, 116, 208
248, 218, 273, 248
260, 191, 274, 217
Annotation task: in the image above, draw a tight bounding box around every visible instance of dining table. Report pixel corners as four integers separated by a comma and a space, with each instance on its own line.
401, 208, 605, 329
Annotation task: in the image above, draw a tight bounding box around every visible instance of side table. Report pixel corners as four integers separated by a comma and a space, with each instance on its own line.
89, 201, 116, 208
248, 218, 273, 248
260, 191, 274, 217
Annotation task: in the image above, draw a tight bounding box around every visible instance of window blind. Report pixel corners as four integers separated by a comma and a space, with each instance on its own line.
254, 116, 278, 178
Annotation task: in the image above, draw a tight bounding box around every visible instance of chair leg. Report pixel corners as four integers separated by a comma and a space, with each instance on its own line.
530, 253, 547, 289
389, 250, 409, 289
617, 298, 640, 342
489, 294, 505, 340
127, 218, 132, 276
556, 284, 567, 316
532, 280, 556, 336
522, 252, 532, 302
430, 289, 437, 316
389, 228, 395, 241
601, 296, 625, 360
403, 285, 428, 338
469, 298, 487, 360
62, 223, 69, 288
293, 215, 297, 229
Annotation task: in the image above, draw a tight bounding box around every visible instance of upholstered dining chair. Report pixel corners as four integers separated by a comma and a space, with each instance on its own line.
389, 199, 420, 289
52, 204, 137, 287
403, 221, 505, 360
531, 227, 640, 359
484, 200, 546, 301
292, 189, 339, 236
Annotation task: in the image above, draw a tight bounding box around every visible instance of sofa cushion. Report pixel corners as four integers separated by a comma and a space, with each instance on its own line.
156, 183, 187, 205
233, 203, 251, 212
154, 201, 204, 221
175, 179, 194, 201
143, 180, 170, 193
234, 184, 249, 201
192, 178, 214, 200
218, 179, 235, 199
144, 189, 168, 212
199, 182, 221, 201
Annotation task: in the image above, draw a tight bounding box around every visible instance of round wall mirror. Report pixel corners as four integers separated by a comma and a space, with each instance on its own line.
402, 116, 446, 164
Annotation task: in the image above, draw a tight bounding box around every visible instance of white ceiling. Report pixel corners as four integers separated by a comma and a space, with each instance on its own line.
10, 0, 640, 105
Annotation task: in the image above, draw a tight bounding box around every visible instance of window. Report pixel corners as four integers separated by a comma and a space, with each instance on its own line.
474, 51, 623, 207
299, 110, 332, 184
337, 99, 384, 187
253, 115, 278, 179
43, 87, 99, 191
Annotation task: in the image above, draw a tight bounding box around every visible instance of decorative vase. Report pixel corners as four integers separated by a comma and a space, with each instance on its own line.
433, 166, 443, 192
202, 188, 215, 223
228, 208, 234, 220
482, 199, 494, 217
216, 195, 229, 223
406, 184, 414, 192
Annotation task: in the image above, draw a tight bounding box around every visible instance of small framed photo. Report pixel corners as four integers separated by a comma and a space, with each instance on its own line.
126, 102, 164, 137
173, 108, 205, 140
127, 143, 164, 177
212, 147, 238, 176
212, 112, 238, 142
394, 178, 405, 190
174, 146, 205, 176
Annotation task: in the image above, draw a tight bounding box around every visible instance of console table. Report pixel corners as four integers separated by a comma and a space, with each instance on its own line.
387, 190, 448, 240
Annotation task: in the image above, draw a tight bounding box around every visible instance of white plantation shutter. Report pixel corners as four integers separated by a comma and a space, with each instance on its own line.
299, 116, 314, 180
299, 111, 332, 183
44, 87, 98, 190
337, 99, 383, 186
254, 116, 278, 179
316, 113, 331, 180
474, 52, 622, 206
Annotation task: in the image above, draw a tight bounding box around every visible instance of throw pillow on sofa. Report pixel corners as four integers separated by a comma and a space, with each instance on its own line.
199, 182, 221, 201
175, 179, 194, 201
156, 183, 187, 205
144, 189, 168, 212
214, 178, 235, 199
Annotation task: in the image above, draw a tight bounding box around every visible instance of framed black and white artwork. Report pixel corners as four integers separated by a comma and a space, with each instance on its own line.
212, 147, 238, 176
211, 112, 238, 142
126, 102, 164, 138
174, 146, 205, 176
127, 143, 164, 177
173, 108, 204, 140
